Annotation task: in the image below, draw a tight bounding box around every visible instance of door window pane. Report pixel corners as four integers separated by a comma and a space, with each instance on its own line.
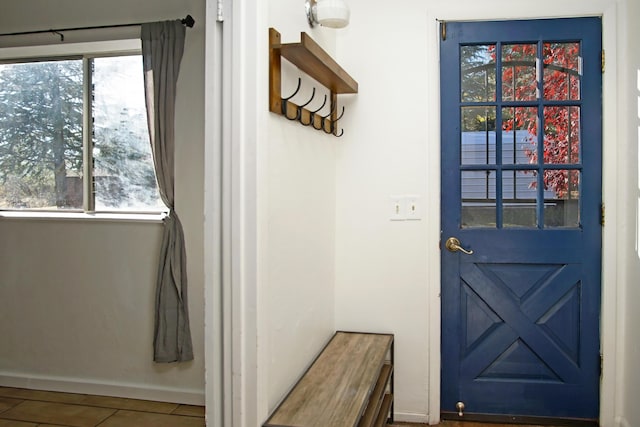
544, 170, 580, 227
461, 45, 496, 102
0, 60, 83, 209
461, 107, 496, 165
543, 106, 581, 164
502, 44, 538, 101
462, 170, 496, 228
543, 42, 581, 101
503, 170, 537, 227
502, 107, 538, 165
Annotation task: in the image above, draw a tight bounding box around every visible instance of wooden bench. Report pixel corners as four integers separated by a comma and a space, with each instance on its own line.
263, 331, 394, 427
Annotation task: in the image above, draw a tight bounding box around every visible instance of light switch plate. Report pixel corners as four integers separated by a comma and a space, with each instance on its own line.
405, 195, 421, 220
390, 196, 406, 221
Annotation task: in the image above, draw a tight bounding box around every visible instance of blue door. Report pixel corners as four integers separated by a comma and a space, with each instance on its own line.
440, 18, 602, 422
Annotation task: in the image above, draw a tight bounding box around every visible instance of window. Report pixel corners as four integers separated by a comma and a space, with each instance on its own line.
0, 46, 164, 213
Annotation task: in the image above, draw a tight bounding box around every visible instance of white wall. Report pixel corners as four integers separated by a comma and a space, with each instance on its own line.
332, 0, 632, 425
258, 3, 339, 418
0, 0, 205, 404
334, 0, 431, 421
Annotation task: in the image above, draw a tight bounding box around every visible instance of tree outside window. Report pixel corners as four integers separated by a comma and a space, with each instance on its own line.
0, 55, 163, 211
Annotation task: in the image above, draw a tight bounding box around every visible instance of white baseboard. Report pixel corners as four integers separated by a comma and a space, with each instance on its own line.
0, 372, 205, 406
393, 411, 430, 423
615, 416, 631, 427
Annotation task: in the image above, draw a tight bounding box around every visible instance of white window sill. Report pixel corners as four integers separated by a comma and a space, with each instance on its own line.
0, 210, 168, 223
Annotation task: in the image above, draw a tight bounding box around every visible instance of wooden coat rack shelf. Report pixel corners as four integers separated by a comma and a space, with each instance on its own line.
269, 27, 358, 137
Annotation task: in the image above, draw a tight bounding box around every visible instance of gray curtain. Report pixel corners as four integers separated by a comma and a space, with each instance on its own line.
141, 20, 193, 363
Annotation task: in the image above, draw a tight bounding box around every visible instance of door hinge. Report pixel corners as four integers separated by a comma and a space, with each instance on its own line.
441, 21, 447, 41
600, 203, 605, 226
600, 354, 603, 378
601, 50, 605, 73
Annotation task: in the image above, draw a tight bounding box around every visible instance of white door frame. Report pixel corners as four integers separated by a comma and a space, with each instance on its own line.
204, 0, 262, 426
204, 0, 225, 425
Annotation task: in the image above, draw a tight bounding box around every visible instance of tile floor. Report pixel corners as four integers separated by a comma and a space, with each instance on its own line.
0, 387, 571, 427
391, 423, 562, 427
0, 386, 204, 427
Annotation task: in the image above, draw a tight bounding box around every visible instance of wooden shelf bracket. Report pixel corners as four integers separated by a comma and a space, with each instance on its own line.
269, 27, 358, 137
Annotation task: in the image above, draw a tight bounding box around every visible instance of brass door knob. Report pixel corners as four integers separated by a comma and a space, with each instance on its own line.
445, 237, 473, 255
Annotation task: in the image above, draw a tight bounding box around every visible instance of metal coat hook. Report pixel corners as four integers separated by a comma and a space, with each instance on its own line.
281, 78, 302, 119
298, 87, 316, 109
327, 106, 345, 127
276, 72, 345, 137
324, 106, 345, 136
295, 87, 316, 120
275, 70, 345, 137
321, 102, 337, 121
300, 94, 327, 126
309, 102, 332, 130
317, 102, 340, 132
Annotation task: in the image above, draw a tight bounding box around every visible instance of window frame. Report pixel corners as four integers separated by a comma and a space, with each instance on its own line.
0, 40, 167, 220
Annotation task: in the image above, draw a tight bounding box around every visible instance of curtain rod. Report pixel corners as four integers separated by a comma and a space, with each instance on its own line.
0, 15, 195, 40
